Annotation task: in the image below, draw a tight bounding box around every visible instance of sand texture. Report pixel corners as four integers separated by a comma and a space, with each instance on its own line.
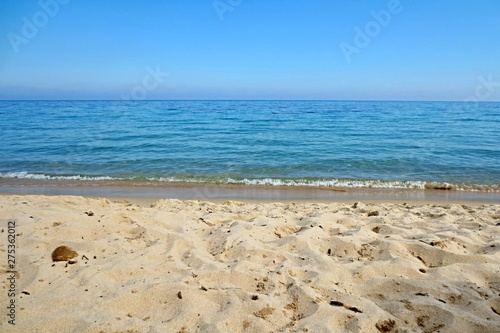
1, 195, 499, 332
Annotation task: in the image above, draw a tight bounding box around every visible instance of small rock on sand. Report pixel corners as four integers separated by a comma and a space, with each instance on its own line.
51, 246, 78, 262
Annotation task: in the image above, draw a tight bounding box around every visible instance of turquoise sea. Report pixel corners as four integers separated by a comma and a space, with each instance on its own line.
0, 100, 499, 191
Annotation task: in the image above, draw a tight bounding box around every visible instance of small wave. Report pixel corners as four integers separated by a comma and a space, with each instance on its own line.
0, 171, 119, 181
147, 176, 427, 189
148, 177, 499, 191
1, 172, 498, 192
225, 178, 428, 189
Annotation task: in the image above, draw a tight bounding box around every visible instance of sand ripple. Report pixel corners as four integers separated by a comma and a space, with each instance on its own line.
1, 196, 499, 332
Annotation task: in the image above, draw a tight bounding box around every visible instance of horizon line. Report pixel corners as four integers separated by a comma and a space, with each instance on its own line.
1, 99, 499, 103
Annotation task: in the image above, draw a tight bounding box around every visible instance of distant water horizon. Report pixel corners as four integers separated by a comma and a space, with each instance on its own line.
3, 99, 500, 102
1, 100, 499, 192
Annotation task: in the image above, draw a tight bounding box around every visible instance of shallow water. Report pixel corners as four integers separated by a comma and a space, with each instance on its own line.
1, 100, 499, 191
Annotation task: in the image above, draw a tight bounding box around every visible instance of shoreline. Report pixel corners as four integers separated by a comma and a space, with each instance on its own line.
1, 178, 499, 204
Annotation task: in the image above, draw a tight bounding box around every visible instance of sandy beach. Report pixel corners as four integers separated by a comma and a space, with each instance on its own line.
1, 194, 499, 332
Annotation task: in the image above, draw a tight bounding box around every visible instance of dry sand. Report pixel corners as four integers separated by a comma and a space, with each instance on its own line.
0, 195, 499, 332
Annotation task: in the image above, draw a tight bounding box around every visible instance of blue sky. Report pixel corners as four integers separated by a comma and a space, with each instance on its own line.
0, 0, 499, 101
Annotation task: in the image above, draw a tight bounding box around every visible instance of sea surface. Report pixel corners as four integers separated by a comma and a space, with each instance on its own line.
0, 100, 499, 192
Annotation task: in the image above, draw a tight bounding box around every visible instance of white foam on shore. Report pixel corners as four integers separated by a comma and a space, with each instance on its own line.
151, 176, 428, 189
226, 177, 428, 189
2, 171, 498, 192
0, 171, 117, 181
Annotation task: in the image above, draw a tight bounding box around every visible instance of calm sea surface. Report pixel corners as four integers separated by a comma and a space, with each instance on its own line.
0, 100, 499, 191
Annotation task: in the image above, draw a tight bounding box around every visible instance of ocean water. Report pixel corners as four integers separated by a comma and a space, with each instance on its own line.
0, 100, 499, 191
